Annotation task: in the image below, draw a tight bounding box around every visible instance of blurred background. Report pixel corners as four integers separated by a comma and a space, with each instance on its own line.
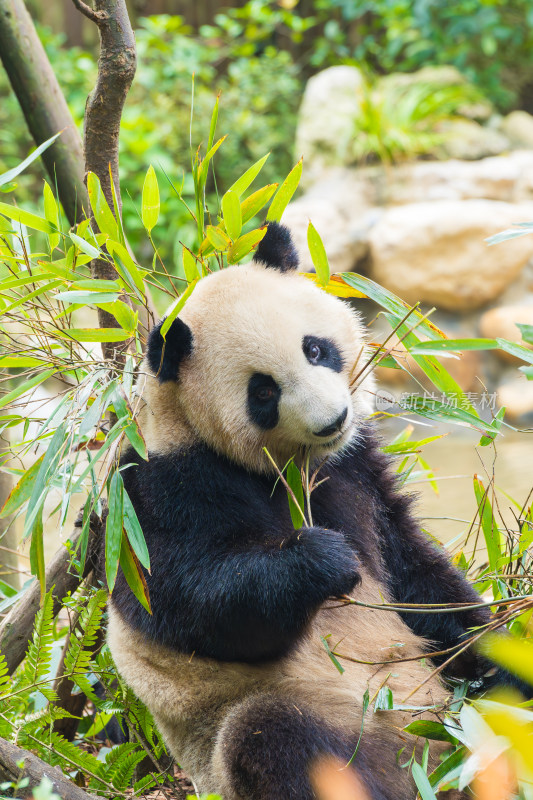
3, 0, 533, 565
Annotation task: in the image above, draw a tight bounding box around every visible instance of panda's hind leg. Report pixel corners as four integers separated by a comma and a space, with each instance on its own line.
211, 693, 390, 800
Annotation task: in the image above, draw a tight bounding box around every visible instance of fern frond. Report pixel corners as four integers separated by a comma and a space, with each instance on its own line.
63, 588, 107, 702
25, 730, 102, 776
0, 653, 12, 695
91, 742, 145, 791
22, 589, 54, 692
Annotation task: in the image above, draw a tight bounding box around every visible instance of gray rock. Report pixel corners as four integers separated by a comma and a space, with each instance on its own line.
501, 110, 533, 149
367, 199, 533, 311
437, 119, 510, 161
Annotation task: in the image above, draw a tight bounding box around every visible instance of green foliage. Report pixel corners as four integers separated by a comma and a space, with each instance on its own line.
351, 74, 485, 164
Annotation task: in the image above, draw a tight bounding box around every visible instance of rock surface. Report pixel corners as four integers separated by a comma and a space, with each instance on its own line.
501, 110, 533, 149
295, 66, 364, 188
496, 378, 533, 420
367, 200, 533, 311
479, 304, 533, 362
437, 119, 510, 161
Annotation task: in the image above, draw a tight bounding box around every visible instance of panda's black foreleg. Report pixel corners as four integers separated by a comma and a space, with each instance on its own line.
215, 695, 402, 800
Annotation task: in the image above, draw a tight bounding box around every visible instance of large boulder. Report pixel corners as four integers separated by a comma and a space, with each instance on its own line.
501, 111, 533, 149
479, 304, 533, 362
497, 377, 533, 421
295, 66, 364, 188
367, 200, 533, 311
436, 119, 510, 161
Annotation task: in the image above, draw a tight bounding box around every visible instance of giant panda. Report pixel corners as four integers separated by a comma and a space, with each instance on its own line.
107, 222, 513, 800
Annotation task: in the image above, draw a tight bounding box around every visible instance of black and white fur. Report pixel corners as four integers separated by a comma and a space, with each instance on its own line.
108, 223, 518, 800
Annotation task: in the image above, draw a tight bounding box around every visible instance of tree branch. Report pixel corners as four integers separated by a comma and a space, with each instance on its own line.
71, 0, 107, 23
0, 0, 88, 226
0, 511, 102, 675
0, 736, 100, 800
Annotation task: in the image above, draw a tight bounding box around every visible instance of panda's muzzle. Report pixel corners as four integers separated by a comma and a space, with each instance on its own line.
314, 407, 348, 438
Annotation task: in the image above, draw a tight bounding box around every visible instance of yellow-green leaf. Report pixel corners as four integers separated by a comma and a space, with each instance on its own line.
55, 328, 131, 343
266, 158, 303, 222
0, 201, 54, 234
227, 227, 267, 264
106, 240, 146, 296
222, 190, 242, 241
160, 279, 198, 339
87, 171, 119, 241
29, 513, 46, 604
0, 455, 44, 518
182, 247, 199, 283
205, 225, 231, 251
479, 634, 533, 686
286, 461, 305, 529
241, 183, 278, 225
303, 273, 366, 298
229, 153, 270, 197
43, 182, 60, 250
142, 165, 160, 232
307, 222, 330, 286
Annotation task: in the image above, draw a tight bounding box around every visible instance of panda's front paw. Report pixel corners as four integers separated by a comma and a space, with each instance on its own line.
289, 526, 361, 601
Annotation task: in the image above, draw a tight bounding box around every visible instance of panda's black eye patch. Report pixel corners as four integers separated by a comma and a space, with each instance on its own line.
303, 336, 343, 372
248, 373, 281, 430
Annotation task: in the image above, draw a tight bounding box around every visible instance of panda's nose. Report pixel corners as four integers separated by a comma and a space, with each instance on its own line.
314, 407, 348, 438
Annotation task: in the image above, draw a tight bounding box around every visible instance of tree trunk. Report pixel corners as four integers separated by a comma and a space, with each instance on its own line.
0, 0, 88, 226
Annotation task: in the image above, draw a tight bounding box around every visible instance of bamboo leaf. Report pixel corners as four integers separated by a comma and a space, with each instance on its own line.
0, 133, 60, 188
197, 136, 227, 186
43, 182, 60, 250
222, 190, 242, 241
106, 240, 146, 296
55, 328, 131, 343
106, 470, 124, 592
479, 634, 533, 685
123, 488, 150, 570
227, 227, 267, 264
23, 422, 67, 540
124, 419, 148, 460
55, 290, 121, 305
87, 171, 120, 241
241, 183, 278, 224
473, 475, 502, 572
29, 513, 46, 604
0, 369, 55, 411
412, 761, 438, 800
142, 165, 160, 232
229, 153, 270, 197
160, 279, 198, 339
0, 201, 54, 234
119, 534, 152, 614
303, 273, 366, 298
286, 461, 305, 529
205, 225, 231, 251
266, 158, 303, 222
0, 455, 44, 518
182, 247, 199, 283
70, 232, 100, 259
307, 222, 330, 286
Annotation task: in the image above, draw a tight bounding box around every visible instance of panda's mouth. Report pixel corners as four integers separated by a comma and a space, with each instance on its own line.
315, 422, 353, 450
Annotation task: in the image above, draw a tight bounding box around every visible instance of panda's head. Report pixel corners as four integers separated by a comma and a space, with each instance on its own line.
140, 223, 375, 473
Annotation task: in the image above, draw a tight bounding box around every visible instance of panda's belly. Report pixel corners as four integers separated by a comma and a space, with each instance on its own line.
107, 574, 447, 785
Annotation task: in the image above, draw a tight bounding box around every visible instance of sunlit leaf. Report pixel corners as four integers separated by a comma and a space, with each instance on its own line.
87, 171, 120, 241
205, 225, 231, 251
142, 165, 160, 232
0, 201, 54, 234
473, 475, 502, 572
160, 279, 198, 339
303, 273, 366, 298
227, 227, 267, 264
106, 240, 146, 297
55, 290, 121, 305
266, 158, 303, 222
43, 182, 60, 250
0, 455, 44, 518
0, 133, 60, 188
479, 634, 533, 685
222, 190, 242, 241
240, 183, 278, 224
70, 232, 100, 259
229, 153, 270, 197
307, 222, 330, 286
0, 369, 55, 411
55, 328, 131, 343
182, 247, 199, 283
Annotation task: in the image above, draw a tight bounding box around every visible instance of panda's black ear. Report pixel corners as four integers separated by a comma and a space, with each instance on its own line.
146, 317, 193, 383
253, 221, 299, 272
